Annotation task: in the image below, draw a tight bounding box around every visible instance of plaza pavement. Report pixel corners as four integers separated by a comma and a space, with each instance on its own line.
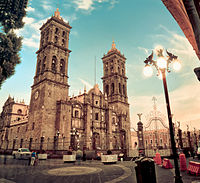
0, 156, 200, 182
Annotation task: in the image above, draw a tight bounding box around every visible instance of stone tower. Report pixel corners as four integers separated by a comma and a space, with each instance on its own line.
28, 8, 72, 140
102, 41, 131, 155
102, 41, 128, 104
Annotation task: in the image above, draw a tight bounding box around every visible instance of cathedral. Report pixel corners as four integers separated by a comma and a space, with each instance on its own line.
0, 9, 131, 155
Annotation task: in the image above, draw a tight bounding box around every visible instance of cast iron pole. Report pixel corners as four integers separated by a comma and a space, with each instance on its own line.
162, 70, 183, 183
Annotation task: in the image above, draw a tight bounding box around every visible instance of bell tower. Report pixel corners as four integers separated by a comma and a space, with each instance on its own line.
28, 8, 72, 140
102, 41, 131, 155
102, 41, 128, 104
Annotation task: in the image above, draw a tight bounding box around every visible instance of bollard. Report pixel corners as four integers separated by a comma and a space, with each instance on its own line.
135, 157, 157, 183
179, 153, 187, 171
155, 152, 162, 165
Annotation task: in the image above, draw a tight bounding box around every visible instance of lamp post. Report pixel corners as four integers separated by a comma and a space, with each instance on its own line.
143, 48, 183, 183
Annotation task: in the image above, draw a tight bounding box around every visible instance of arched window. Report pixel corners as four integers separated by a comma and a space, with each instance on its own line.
55, 28, 59, 34
42, 56, 46, 73
119, 83, 122, 94
111, 83, 114, 94
118, 66, 120, 74
52, 56, 57, 72
60, 59, 65, 74
123, 85, 126, 95
111, 66, 113, 73
37, 60, 41, 75
62, 39, 65, 46
54, 36, 58, 44
105, 85, 109, 96
62, 31, 65, 37
17, 109, 22, 114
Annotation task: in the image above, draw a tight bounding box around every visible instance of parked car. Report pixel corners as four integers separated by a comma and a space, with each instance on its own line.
12, 148, 32, 159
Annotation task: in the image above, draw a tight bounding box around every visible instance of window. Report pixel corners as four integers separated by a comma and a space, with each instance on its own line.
60, 59, 65, 73
111, 83, 114, 94
62, 31, 65, 37
32, 122, 35, 130
105, 85, 109, 96
118, 66, 120, 74
62, 39, 65, 46
119, 83, 121, 94
17, 127, 20, 133
54, 36, 58, 44
111, 66, 113, 73
42, 56, 46, 72
123, 85, 126, 95
95, 101, 98, 105
95, 113, 99, 120
55, 28, 59, 34
17, 117, 21, 121
26, 125, 28, 132
75, 110, 79, 118
52, 56, 57, 72
17, 109, 22, 114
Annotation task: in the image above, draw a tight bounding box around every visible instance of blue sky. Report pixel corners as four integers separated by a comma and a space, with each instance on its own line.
1, 0, 200, 131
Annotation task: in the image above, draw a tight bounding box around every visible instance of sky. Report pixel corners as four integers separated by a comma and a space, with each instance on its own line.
0, 0, 200, 131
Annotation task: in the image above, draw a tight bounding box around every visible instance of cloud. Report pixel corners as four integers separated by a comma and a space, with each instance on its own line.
108, 0, 119, 9
23, 17, 35, 24
15, 17, 47, 48
63, 14, 77, 23
41, 1, 53, 11
26, 6, 35, 12
73, 0, 117, 11
74, 0, 94, 10
23, 37, 39, 48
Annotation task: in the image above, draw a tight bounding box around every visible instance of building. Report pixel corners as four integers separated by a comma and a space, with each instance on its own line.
0, 9, 131, 155
161, 0, 200, 59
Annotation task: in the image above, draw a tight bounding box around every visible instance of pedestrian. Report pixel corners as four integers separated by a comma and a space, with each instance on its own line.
76, 148, 83, 165
67, 146, 73, 155
82, 149, 86, 161
107, 150, 112, 155
34, 152, 39, 166
31, 151, 36, 166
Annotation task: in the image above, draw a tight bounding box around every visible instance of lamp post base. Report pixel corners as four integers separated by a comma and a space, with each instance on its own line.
175, 175, 183, 183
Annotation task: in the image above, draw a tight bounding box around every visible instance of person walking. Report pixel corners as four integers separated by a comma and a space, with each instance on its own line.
31, 151, 36, 166
76, 148, 83, 165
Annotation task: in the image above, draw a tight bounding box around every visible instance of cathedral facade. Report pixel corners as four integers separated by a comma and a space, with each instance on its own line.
0, 9, 131, 155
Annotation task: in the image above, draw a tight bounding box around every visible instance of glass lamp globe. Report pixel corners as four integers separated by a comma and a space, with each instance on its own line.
143, 65, 153, 77
173, 60, 181, 71
157, 57, 167, 69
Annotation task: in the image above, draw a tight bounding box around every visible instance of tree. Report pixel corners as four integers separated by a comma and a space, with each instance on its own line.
0, 0, 28, 88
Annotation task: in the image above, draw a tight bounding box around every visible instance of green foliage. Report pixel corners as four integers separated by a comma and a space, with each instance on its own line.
0, 0, 28, 88
1, 9, 26, 33
0, 32, 22, 88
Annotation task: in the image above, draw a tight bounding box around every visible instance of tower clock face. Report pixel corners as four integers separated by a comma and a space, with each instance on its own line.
34, 90, 39, 100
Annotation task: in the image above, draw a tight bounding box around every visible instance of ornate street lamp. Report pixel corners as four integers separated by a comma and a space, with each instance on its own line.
143, 48, 183, 183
